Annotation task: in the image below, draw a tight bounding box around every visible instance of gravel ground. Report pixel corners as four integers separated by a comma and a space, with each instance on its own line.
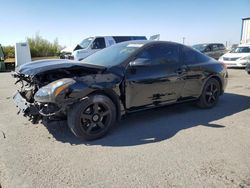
0, 69, 250, 188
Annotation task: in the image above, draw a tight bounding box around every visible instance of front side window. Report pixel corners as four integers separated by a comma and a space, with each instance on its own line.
136, 44, 180, 65
92, 37, 106, 49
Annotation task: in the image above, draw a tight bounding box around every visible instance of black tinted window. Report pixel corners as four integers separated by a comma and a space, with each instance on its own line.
211, 44, 219, 51
92, 38, 106, 49
183, 46, 210, 65
137, 44, 180, 65
218, 44, 225, 50
113, 36, 146, 43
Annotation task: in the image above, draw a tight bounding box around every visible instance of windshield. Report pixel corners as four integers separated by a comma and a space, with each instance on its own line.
231, 46, 250, 53
192, 44, 208, 52
81, 42, 144, 67
79, 37, 94, 49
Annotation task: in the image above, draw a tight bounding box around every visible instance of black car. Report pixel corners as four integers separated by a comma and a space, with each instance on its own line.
192, 43, 227, 60
13, 41, 228, 140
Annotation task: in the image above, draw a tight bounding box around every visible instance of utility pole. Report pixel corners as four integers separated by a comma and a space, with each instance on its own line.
182, 37, 185, 44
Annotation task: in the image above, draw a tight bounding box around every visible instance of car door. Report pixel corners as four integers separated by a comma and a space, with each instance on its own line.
125, 43, 186, 110
90, 37, 106, 55
181, 46, 209, 98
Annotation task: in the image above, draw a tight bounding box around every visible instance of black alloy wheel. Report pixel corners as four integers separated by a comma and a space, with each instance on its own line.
67, 94, 116, 140
80, 102, 112, 135
205, 82, 219, 105
197, 78, 221, 108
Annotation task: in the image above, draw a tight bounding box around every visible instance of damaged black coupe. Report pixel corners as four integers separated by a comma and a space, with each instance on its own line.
13, 41, 228, 140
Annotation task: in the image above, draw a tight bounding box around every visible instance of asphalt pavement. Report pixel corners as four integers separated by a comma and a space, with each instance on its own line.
0, 69, 250, 187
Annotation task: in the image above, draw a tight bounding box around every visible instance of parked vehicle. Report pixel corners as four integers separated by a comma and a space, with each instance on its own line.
60, 36, 147, 61
228, 44, 238, 52
192, 43, 226, 60
219, 44, 250, 68
13, 40, 228, 140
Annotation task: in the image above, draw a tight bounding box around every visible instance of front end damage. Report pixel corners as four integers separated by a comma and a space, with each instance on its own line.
13, 72, 42, 123
13, 72, 82, 123
12, 65, 123, 124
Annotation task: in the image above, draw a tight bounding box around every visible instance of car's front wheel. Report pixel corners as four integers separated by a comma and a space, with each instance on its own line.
67, 94, 117, 140
197, 78, 221, 108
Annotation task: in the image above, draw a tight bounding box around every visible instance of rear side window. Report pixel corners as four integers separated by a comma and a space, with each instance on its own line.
211, 44, 219, 51
137, 44, 180, 65
182, 46, 210, 65
92, 37, 106, 49
218, 44, 225, 50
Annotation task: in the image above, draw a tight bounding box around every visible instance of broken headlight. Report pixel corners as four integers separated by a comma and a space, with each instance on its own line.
34, 78, 75, 103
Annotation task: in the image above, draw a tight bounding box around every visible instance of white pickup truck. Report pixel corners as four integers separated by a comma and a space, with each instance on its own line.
60, 35, 160, 61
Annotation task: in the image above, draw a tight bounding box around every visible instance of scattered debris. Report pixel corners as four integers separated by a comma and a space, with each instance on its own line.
1, 130, 6, 139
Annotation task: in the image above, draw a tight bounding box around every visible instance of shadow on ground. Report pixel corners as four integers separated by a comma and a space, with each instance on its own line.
44, 93, 250, 147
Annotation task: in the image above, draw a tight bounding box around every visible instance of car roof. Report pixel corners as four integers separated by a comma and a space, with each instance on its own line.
119, 40, 182, 47
193, 43, 224, 46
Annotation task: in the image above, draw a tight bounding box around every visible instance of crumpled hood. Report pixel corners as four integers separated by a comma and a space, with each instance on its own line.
16, 59, 106, 76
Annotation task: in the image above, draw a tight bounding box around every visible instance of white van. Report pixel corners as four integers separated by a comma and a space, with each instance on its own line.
60, 35, 159, 61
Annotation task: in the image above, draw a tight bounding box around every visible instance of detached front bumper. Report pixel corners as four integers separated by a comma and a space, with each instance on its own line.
13, 91, 40, 122
13, 91, 64, 123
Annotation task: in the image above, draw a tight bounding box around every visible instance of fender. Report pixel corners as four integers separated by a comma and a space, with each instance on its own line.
199, 73, 224, 96
54, 73, 125, 119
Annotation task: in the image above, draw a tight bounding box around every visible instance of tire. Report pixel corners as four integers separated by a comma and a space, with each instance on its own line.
67, 94, 117, 140
197, 78, 221, 109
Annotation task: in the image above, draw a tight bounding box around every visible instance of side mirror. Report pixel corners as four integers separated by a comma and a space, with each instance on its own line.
129, 58, 151, 67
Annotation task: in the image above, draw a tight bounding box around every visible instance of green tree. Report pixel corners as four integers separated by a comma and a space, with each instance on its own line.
27, 34, 62, 57
2, 46, 15, 58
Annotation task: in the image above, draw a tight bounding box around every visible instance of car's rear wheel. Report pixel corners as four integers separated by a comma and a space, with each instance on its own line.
197, 78, 221, 108
67, 94, 116, 140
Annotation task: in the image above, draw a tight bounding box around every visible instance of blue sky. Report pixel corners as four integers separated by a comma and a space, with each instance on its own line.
0, 0, 249, 47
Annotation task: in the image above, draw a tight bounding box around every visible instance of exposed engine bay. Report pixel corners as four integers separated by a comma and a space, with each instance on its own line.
12, 59, 107, 123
